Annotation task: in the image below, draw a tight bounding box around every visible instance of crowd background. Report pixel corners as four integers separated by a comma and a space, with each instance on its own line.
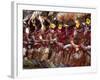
23, 10, 91, 69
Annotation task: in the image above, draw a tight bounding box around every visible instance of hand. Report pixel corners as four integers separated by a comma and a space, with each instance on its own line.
75, 47, 79, 51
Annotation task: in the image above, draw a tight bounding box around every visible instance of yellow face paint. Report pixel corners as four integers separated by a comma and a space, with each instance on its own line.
58, 24, 62, 29
75, 20, 80, 28
86, 18, 91, 25
50, 23, 56, 29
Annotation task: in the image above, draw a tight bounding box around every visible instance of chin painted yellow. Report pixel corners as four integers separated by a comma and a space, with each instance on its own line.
58, 24, 62, 29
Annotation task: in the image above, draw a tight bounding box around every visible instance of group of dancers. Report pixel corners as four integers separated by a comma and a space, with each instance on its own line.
23, 11, 91, 68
